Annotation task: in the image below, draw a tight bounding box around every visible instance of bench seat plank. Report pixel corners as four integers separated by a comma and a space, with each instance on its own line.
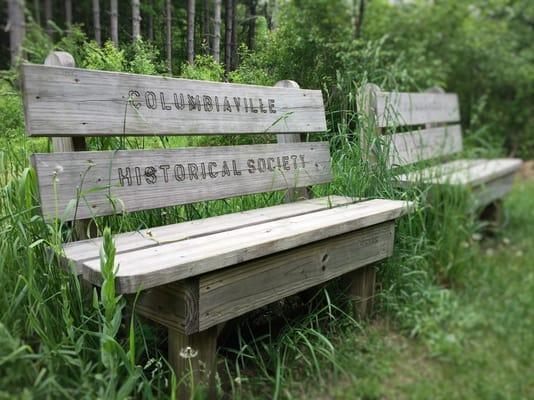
81, 198, 410, 293
63, 195, 355, 271
396, 158, 522, 187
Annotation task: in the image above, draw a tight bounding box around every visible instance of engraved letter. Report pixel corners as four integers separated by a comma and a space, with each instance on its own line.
221, 161, 231, 177
300, 154, 305, 168
145, 91, 157, 109
247, 159, 256, 173
223, 97, 232, 112
203, 95, 214, 112
259, 99, 267, 113
160, 92, 172, 110
208, 162, 218, 178
268, 99, 276, 113
134, 166, 142, 185
118, 167, 132, 186
128, 90, 141, 109
257, 158, 266, 172
159, 165, 170, 182
174, 93, 185, 110
282, 156, 290, 171
233, 97, 241, 112
144, 166, 157, 184
291, 155, 298, 169
267, 157, 275, 171
232, 160, 242, 175
174, 164, 186, 181
188, 163, 199, 180
188, 95, 202, 111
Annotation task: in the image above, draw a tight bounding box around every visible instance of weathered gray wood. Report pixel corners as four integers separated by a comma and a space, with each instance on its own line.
472, 172, 517, 208
168, 325, 219, 399
344, 264, 376, 318
32, 142, 332, 221
21, 64, 327, 136
81, 199, 410, 293
62, 196, 356, 272
397, 158, 522, 187
387, 125, 463, 167
275, 80, 310, 201
197, 222, 394, 331
375, 91, 460, 128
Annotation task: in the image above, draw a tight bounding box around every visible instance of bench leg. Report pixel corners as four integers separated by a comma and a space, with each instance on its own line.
480, 200, 505, 231
168, 326, 220, 400
344, 264, 376, 318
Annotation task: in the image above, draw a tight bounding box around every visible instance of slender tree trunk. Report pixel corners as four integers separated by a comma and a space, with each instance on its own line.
354, 0, 365, 39
147, 0, 154, 41
247, 0, 256, 50
212, 0, 221, 62
132, 0, 141, 41
231, 0, 237, 70
65, 0, 72, 31
166, 0, 172, 73
92, 0, 101, 45
8, 0, 26, 66
110, 0, 119, 46
202, 0, 210, 53
33, 0, 41, 25
224, 0, 233, 73
45, 0, 53, 38
187, 0, 195, 64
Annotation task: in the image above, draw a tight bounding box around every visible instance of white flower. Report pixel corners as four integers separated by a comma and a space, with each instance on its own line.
179, 346, 198, 359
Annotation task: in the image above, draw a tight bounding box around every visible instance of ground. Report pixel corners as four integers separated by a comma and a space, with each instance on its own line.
290, 179, 534, 400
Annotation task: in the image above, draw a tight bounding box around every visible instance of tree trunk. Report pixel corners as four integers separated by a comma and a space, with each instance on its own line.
147, 0, 154, 41
247, 0, 256, 50
132, 0, 141, 41
110, 0, 119, 46
202, 0, 210, 53
231, 0, 238, 70
187, 0, 196, 64
65, 0, 72, 31
8, 0, 26, 66
354, 0, 365, 39
33, 0, 41, 25
224, 0, 233, 74
166, 0, 172, 73
212, 0, 221, 62
92, 0, 101, 45
45, 0, 53, 38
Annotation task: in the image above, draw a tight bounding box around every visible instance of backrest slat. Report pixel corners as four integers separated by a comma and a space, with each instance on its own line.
32, 142, 332, 221
375, 91, 460, 128
21, 64, 326, 136
386, 125, 463, 168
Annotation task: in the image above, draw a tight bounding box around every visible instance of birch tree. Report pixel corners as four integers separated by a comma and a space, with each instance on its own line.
212, 0, 222, 62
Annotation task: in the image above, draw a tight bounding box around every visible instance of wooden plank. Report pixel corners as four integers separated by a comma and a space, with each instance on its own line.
82, 198, 411, 293
386, 125, 463, 167
197, 222, 394, 331
32, 142, 332, 221
62, 195, 356, 272
472, 172, 517, 208
397, 158, 522, 187
21, 64, 327, 136
135, 280, 199, 334
375, 91, 460, 127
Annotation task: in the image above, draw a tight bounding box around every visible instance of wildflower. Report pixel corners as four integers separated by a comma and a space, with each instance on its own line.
502, 237, 510, 245
179, 346, 198, 359
471, 233, 482, 241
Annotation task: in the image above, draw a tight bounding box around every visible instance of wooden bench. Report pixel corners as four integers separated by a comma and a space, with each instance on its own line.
22, 52, 410, 396
362, 85, 522, 211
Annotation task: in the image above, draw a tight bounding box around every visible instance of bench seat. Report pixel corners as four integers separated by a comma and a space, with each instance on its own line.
61, 196, 410, 294
395, 158, 522, 207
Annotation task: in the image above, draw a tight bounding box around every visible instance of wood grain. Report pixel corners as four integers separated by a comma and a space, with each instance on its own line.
471, 172, 517, 208
21, 64, 327, 136
197, 222, 394, 331
375, 91, 460, 127
32, 142, 332, 221
62, 196, 356, 272
386, 125, 463, 167
396, 158, 522, 187
81, 198, 410, 293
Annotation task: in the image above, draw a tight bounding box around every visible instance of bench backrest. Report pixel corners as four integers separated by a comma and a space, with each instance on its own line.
22, 55, 330, 222
362, 84, 462, 168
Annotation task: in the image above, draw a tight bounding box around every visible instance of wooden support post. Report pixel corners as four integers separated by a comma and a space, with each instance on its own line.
44, 51, 96, 240
344, 264, 376, 318
168, 326, 220, 400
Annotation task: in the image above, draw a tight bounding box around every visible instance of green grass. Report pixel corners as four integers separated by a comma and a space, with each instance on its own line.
244, 181, 534, 400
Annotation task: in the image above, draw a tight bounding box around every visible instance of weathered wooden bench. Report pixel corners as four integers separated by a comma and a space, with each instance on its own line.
22, 52, 409, 396
362, 85, 522, 212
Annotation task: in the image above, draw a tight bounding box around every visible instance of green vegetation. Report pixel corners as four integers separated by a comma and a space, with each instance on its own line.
1, 0, 533, 398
